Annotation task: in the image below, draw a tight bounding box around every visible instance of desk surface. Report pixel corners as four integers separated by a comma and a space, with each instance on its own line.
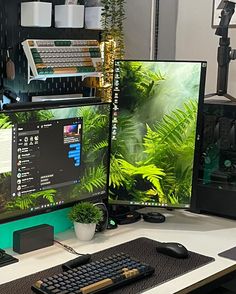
1, 210, 236, 294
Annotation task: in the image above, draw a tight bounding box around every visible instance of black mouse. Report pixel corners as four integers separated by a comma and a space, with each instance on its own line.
156, 242, 189, 259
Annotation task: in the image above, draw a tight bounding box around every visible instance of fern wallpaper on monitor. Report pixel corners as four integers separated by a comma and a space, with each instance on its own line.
110, 61, 202, 207
0, 104, 110, 220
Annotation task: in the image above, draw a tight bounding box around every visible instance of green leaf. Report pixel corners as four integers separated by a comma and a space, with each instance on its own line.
6, 190, 56, 210
73, 165, 107, 195
68, 202, 103, 224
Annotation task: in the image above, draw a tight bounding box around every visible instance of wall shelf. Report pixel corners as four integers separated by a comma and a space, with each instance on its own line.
27, 66, 101, 83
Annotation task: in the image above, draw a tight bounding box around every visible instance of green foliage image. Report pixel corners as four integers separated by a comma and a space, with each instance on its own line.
0, 113, 12, 129
110, 61, 202, 206
70, 105, 110, 197
6, 190, 56, 210
0, 104, 110, 220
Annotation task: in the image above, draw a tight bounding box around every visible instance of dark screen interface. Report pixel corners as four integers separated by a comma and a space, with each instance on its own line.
0, 103, 110, 222
11, 118, 83, 197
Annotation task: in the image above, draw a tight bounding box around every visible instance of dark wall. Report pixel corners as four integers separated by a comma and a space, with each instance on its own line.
0, 0, 100, 101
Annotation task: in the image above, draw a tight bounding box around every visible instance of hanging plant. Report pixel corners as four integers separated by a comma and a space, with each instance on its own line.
100, 0, 126, 101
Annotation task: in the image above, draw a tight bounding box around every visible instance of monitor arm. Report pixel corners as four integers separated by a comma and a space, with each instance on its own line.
215, 1, 236, 97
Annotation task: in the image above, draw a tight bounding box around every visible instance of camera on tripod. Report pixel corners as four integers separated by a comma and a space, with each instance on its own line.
214, 0, 236, 99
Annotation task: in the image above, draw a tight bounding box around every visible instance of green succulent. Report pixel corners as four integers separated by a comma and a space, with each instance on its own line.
68, 202, 103, 224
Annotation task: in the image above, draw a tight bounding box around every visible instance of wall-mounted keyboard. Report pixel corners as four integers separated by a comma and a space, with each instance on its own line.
22, 39, 102, 83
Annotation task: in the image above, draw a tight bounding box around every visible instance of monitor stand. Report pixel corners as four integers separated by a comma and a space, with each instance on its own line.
136, 207, 171, 214
136, 207, 166, 223
109, 205, 141, 225
111, 211, 142, 225
109, 205, 167, 225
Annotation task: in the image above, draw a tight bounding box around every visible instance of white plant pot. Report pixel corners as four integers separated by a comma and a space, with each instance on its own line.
74, 222, 96, 241
55, 5, 85, 28
85, 7, 103, 30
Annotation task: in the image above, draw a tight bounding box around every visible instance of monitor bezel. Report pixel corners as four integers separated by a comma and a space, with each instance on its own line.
109, 59, 207, 209
2, 97, 101, 111
0, 100, 112, 224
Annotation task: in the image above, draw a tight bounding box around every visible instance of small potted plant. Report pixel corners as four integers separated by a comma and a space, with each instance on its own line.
68, 202, 103, 241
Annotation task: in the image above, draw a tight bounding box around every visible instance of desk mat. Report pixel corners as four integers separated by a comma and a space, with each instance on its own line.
219, 246, 236, 261
0, 237, 214, 294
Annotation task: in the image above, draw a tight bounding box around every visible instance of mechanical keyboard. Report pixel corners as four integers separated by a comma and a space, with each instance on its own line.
22, 39, 102, 81
31, 252, 155, 294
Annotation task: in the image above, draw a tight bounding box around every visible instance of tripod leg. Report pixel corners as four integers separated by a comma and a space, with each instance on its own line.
225, 93, 236, 102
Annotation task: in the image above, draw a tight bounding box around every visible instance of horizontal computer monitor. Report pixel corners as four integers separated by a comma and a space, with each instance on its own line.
0, 101, 111, 223
109, 60, 206, 208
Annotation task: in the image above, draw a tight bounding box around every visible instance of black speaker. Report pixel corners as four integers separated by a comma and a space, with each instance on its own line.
94, 203, 109, 232
13, 224, 54, 254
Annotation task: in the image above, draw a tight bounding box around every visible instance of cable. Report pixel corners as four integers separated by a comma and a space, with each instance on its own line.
54, 239, 86, 256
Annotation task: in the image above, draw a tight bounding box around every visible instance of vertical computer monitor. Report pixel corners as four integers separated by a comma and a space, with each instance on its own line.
0, 101, 111, 223
109, 60, 206, 208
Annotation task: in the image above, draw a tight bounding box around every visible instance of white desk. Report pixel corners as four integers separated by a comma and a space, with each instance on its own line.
1, 210, 236, 293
